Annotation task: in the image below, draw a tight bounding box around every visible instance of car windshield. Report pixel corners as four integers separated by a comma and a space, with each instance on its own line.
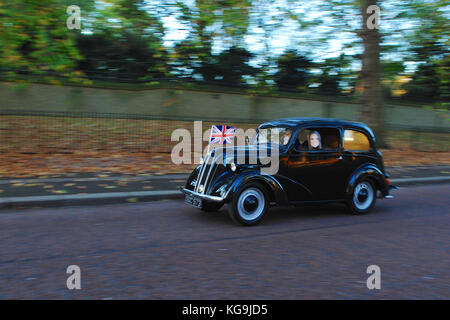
250, 127, 292, 147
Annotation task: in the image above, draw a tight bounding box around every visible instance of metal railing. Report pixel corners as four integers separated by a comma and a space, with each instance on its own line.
0, 109, 449, 153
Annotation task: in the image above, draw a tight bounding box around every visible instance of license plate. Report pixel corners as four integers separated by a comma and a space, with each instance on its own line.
185, 193, 202, 208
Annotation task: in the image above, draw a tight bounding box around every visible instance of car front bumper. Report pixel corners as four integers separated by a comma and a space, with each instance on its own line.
181, 187, 224, 203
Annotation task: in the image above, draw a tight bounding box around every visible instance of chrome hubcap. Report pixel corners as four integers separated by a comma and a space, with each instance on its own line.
353, 182, 374, 211
237, 188, 265, 221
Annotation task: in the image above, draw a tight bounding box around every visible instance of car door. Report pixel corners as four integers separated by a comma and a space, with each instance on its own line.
286, 126, 345, 201
340, 127, 378, 184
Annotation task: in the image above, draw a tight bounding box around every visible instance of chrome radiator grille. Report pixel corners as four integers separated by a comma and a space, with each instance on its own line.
195, 152, 218, 194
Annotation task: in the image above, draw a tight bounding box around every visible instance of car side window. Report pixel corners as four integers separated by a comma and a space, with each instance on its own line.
343, 130, 371, 152
293, 128, 340, 152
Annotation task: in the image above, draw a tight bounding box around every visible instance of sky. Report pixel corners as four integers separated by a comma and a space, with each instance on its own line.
156, 0, 361, 72
159, 1, 351, 57
87, 0, 449, 73
157, 0, 448, 73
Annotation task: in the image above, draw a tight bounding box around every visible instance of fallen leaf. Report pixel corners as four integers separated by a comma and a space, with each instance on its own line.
51, 190, 67, 194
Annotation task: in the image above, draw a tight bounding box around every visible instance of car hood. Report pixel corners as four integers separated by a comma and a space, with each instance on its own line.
208, 144, 279, 165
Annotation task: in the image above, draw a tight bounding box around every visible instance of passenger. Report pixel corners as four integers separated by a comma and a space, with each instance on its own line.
282, 129, 291, 145
308, 130, 322, 150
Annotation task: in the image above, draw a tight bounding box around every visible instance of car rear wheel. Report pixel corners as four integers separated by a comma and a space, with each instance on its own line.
348, 179, 376, 215
201, 201, 224, 212
228, 182, 269, 226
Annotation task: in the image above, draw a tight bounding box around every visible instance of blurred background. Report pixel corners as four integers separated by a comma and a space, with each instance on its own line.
0, 0, 449, 176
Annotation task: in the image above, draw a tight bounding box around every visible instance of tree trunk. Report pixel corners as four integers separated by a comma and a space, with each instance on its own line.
359, 0, 386, 148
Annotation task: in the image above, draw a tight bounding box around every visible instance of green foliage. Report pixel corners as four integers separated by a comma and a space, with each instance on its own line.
170, 0, 252, 83
0, 0, 92, 78
108, 0, 165, 37
273, 50, 313, 91
402, 56, 449, 102
76, 32, 168, 81
210, 46, 257, 85
314, 54, 356, 95
0, 0, 448, 103
398, 0, 449, 102
172, 43, 256, 85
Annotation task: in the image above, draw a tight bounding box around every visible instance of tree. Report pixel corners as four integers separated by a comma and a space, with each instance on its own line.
403, 63, 441, 101
0, 0, 94, 80
172, 43, 257, 85
76, 0, 168, 81
171, 38, 214, 80
170, 0, 251, 81
359, 0, 385, 147
313, 54, 355, 96
209, 46, 257, 85
315, 72, 342, 96
274, 50, 313, 91
76, 32, 167, 81
400, 0, 449, 103
113, 0, 165, 37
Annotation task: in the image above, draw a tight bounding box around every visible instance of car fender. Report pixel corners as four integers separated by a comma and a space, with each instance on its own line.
346, 163, 388, 197
185, 165, 201, 190
224, 171, 289, 206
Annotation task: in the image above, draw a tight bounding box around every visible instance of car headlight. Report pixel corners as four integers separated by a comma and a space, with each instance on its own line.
230, 162, 237, 172
217, 184, 228, 197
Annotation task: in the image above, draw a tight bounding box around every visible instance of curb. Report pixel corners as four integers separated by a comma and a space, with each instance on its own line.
0, 190, 182, 209
0, 176, 449, 210
391, 176, 450, 184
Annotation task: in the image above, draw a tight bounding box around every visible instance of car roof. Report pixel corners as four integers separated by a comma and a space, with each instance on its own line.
258, 117, 375, 140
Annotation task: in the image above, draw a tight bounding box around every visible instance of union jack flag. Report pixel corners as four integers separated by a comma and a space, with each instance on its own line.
209, 125, 236, 144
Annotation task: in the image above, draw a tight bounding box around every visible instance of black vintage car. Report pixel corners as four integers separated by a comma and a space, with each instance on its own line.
182, 118, 396, 226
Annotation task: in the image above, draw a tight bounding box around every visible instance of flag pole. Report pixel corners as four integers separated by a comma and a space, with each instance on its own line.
206, 126, 211, 157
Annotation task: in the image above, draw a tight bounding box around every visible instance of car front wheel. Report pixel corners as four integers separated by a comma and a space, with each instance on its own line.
348, 179, 376, 214
228, 182, 269, 226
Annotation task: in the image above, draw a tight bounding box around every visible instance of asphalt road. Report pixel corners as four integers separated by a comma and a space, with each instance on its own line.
0, 184, 449, 299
